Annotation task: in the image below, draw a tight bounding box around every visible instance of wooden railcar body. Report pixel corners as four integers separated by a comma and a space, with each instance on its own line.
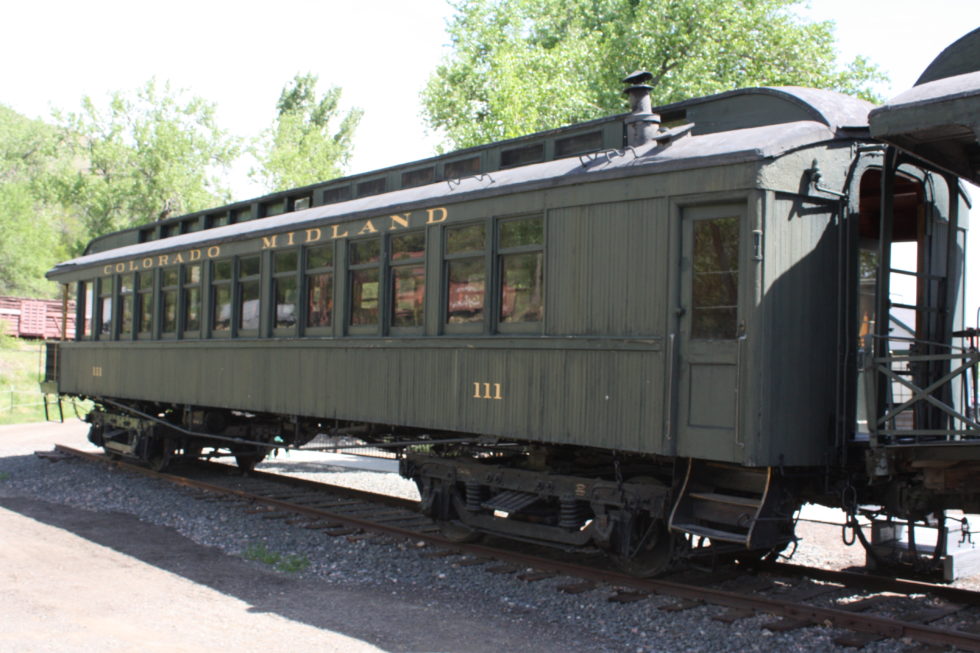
42, 29, 980, 573
48, 87, 877, 466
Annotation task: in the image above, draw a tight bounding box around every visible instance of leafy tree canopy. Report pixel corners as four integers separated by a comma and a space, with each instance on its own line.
252, 73, 363, 192
51, 79, 240, 242
0, 106, 73, 296
423, 0, 887, 148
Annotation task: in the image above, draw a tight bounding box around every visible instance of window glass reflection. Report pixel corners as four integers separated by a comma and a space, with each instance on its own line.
307, 272, 333, 328
392, 265, 425, 327
391, 232, 425, 261
213, 286, 231, 331
350, 239, 380, 264
350, 269, 380, 325
275, 277, 298, 328
162, 291, 177, 332
500, 252, 543, 323
446, 224, 485, 254
447, 259, 485, 323
240, 280, 260, 330
500, 218, 543, 248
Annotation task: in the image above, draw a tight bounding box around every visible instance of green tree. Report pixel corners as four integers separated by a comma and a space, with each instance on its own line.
423, 0, 887, 149
252, 73, 363, 192
52, 79, 240, 243
0, 105, 73, 297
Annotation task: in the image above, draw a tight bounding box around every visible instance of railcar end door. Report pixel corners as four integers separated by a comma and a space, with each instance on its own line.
675, 204, 745, 461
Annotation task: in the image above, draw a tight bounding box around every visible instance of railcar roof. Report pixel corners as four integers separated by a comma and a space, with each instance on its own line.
869, 26, 980, 185
49, 86, 872, 279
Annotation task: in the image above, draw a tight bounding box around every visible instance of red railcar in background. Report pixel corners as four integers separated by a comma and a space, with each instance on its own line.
0, 296, 75, 340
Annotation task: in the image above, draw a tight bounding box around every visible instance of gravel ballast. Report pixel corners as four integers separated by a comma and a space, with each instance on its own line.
0, 422, 970, 652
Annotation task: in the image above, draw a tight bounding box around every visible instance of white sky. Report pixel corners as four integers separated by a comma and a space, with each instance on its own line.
2, 0, 979, 318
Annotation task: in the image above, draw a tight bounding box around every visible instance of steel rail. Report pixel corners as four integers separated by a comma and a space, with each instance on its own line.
54, 445, 435, 543
764, 560, 980, 608
52, 444, 980, 652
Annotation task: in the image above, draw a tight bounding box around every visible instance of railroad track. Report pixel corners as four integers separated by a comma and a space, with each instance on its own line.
47, 445, 980, 651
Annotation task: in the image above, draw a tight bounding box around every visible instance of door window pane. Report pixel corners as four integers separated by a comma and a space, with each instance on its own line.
691, 216, 739, 339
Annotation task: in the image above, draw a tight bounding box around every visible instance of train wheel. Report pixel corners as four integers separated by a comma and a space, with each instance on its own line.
438, 519, 483, 543
613, 476, 677, 577
613, 518, 676, 577
146, 439, 172, 472
233, 447, 267, 473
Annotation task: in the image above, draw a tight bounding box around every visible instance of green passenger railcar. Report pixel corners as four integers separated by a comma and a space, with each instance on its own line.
43, 32, 980, 576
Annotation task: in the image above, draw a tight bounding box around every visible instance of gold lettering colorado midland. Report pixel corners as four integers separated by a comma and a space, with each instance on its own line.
99, 206, 449, 275
104, 245, 217, 275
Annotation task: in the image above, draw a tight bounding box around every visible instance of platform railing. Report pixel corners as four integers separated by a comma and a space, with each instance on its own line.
863, 334, 980, 445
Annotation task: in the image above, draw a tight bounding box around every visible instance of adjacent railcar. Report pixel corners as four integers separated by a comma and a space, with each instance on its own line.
42, 31, 980, 576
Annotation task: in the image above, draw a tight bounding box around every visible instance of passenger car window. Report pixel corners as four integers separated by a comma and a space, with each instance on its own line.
160, 269, 178, 335
445, 223, 486, 325
390, 232, 425, 329
273, 250, 298, 330
211, 260, 232, 332
183, 264, 202, 334
498, 216, 544, 324
98, 277, 113, 338
305, 244, 333, 330
349, 238, 381, 327
238, 255, 261, 331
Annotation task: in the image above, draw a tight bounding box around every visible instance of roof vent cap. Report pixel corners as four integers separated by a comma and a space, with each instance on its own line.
622, 70, 661, 147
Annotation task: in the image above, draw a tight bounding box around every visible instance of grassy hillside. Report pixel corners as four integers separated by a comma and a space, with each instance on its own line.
0, 333, 50, 424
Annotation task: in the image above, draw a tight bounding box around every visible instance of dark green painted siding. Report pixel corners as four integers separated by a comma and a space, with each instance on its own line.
59, 339, 664, 454
547, 199, 667, 337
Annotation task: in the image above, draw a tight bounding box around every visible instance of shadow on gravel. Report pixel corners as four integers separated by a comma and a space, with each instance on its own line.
0, 494, 601, 653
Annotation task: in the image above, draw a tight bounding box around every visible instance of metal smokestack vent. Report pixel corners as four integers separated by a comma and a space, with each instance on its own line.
622, 70, 661, 147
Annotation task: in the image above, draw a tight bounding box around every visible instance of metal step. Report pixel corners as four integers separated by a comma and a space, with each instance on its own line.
482, 490, 539, 514
671, 522, 750, 545
669, 459, 772, 548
